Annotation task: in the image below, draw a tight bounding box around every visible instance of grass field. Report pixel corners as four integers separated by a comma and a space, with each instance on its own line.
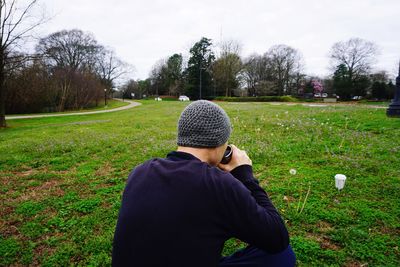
1, 101, 399, 266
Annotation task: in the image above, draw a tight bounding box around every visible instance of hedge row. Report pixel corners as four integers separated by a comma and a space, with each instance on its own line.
214, 96, 298, 102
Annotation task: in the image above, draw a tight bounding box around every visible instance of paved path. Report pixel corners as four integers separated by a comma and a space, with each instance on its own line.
268, 102, 387, 109
6, 99, 141, 120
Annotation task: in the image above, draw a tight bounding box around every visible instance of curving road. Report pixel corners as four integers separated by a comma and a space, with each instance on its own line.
6, 99, 141, 120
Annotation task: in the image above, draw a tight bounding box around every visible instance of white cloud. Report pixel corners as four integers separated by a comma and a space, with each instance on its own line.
37, 0, 399, 80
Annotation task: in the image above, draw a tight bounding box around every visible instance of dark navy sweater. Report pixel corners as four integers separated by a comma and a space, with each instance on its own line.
112, 151, 289, 267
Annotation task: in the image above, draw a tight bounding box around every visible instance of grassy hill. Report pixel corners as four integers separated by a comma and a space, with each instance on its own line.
1, 101, 399, 266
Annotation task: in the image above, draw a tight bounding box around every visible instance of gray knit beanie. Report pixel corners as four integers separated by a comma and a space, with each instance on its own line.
177, 100, 231, 148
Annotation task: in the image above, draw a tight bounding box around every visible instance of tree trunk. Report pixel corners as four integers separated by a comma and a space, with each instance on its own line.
58, 79, 70, 112
0, 57, 6, 127
0, 72, 6, 128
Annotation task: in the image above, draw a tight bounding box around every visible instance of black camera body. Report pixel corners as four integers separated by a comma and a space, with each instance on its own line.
220, 145, 233, 164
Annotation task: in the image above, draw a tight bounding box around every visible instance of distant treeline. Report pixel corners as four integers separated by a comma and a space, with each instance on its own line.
5, 34, 396, 115
120, 37, 395, 102
5, 29, 129, 114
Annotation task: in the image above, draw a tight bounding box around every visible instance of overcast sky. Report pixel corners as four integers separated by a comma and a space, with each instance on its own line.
37, 0, 399, 80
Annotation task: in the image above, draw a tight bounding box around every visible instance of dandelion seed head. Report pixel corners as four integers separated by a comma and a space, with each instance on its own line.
289, 169, 297, 175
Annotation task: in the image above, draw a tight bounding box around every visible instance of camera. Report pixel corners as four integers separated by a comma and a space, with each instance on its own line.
220, 145, 233, 164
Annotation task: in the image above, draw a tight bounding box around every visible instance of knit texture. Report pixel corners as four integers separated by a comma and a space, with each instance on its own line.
177, 100, 231, 148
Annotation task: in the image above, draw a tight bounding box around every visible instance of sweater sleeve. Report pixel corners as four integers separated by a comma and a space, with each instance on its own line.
220, 165, 289, 253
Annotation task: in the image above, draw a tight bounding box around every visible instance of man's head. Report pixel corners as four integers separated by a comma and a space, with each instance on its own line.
177, 100, 231, 165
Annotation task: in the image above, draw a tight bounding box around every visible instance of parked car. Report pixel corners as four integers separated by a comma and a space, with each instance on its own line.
155, 97, 162, 101
322, 93, 328, 98
352, 96, 363, 100
304, 93, 314, 99
314, 93, 321, 98
179, 95, 190, 101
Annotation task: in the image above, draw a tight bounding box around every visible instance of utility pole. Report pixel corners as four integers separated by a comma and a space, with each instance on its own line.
199, 59, 202, 100
104, 89, 107, 106
387, 61, 400, 117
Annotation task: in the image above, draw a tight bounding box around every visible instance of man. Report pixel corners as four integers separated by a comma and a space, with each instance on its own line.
113, 100, 296, 266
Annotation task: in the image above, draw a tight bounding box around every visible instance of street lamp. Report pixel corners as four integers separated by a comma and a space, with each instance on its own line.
104, 89, 107, 106
199, 60, 207, 100
199, 63, 202, 100
387, 61, 400, 117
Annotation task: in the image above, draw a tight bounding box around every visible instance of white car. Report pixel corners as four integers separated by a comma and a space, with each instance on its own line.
155, 97, 162, 101
179, 95, 190, 101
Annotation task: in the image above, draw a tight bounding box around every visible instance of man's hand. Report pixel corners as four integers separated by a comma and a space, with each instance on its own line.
218, 144, 252, 172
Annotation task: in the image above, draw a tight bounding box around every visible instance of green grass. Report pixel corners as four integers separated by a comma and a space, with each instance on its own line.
6, 99, 129, 117
1, 101, 399, 266
357, 101, 391, 107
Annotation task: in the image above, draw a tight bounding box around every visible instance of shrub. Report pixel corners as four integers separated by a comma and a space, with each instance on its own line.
280, 96, 298, 102
214, 96, 298, 102
159, 96, 178, 101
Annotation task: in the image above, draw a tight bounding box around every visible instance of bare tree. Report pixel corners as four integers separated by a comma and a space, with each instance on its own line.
213, 40, 243, 97
36, 29, 101, 110
149, 58, 168, 96
0, 0, 46, 127
370, 70, 389, 83
37, 29, 100, 71
265, 44, 303, 96
213, 54, 242, 97
243, 53, 271, 96
218, 39, 241, 56
95, 47, 132, 90
330, 38, 378, 82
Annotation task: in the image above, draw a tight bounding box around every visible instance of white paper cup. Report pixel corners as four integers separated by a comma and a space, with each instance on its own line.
335, 174, 347, 190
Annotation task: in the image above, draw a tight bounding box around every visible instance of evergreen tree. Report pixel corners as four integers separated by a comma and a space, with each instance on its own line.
371, 81, 388, 100
353, 75, 370, 97
387, 81, 396, 100
333, 64, 352, 99
166, 54, 183, 96
185, 37, 215, 99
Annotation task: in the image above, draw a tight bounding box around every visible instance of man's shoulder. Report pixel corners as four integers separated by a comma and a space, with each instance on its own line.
129, 158, 154, 172
205, 165, 246, 189
128, 156, 205, 177
128, 157, 242, 188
